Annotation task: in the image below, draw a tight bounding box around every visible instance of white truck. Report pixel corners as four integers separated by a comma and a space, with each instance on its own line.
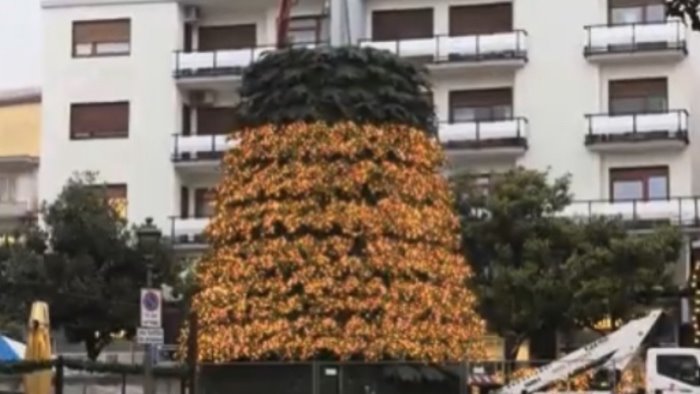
470, 310, 700, 394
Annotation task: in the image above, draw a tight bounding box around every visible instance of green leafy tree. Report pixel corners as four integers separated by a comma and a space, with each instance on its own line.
457, 168, 682, 360
1, 173, 177, 360
457, 168, 577, 360
667, 0, 700, 30
567, 218, 681, 332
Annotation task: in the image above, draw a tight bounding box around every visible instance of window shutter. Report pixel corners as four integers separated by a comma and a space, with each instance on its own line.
609, 78, 667, 99
195, 188, 215, 218
371, 9, 433, 40
182, 106, 192, 136
70, 102, 129, 138
198, 24, 257, 51
610, 0, 663, 7
449, 3, 513, 36
197, 107, 238, 135
180, 187, 190, 218
450, 88, 512, 108
74, 19, 130, 44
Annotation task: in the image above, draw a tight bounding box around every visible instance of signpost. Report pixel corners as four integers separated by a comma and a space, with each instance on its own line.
140, 289, 162, 328
137, 327, 164, 345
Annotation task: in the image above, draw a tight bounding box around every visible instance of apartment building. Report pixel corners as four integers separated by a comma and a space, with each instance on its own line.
39, 0, 700, 265
0, 88, 41, 239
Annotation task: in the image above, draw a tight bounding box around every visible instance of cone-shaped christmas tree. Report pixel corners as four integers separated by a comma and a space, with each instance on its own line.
190, 47, 485, 363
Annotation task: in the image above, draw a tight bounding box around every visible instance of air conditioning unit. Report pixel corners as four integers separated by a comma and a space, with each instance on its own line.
183, 5, 200, 23
189, 90, 216, 106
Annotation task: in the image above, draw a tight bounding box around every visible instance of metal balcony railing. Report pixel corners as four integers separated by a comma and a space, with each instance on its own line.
173, 42, 327, 78
438, 117, 528, 149
584, 20, 686, 56
170, 217, 209, 245
559, 196, 700, 227
359, 31, 528, 63
171, 134, 240, 162
0, 201, 32, 218
585, 109, 689, 145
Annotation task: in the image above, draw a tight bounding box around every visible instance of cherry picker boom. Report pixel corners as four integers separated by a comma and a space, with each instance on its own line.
487, 310, 700, 394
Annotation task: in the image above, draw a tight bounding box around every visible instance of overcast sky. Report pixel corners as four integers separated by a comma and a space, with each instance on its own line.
0, 0, 41, 91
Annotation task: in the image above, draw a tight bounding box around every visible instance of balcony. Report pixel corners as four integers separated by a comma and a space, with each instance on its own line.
584, 20, 686, 63
439, 117, 528, 162
0, 201, 32, 218
170, 217, 208, 248
359, 31, 528, 73
561, 197, 700, 229
585, 110, 689, 152
173, 43, 325, 90
172, 134, 240, 173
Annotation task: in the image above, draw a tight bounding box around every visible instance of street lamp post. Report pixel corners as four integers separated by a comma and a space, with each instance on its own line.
137, 217, 162, 394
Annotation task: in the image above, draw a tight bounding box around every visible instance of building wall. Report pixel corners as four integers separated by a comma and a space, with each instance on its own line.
0, 101, 41, 157
39, 1, 181, 230
362, 0, 700, 201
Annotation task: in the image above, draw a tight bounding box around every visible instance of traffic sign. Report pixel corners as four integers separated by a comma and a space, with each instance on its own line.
140, 288, 162, 328
137, 327, 164, 345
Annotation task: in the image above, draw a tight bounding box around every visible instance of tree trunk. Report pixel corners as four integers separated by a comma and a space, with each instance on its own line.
503, 335, 523, 383
529, 325, 557, 364
84, 335, 110, 361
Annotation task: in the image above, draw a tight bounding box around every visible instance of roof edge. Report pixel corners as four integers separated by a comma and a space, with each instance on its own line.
42, 0, 174, 9
0, 88, 41, 107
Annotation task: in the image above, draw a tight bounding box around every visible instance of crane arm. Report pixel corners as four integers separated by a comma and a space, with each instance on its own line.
276, 0, 296, 49
497, 310, 663, 394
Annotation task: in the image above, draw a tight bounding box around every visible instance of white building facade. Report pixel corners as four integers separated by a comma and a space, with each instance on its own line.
38, 0, 700, 264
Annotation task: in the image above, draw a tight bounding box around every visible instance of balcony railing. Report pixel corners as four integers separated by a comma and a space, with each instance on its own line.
584, 20, 686, 57
359, 31, 528, 64
560, 197, 700, 227
438, 117, 528, 150
585, 109, 689, 145
171, 217, 208, 245
0, 201, 32, 218
172, 134, 240, 162
173, 43, 326, 78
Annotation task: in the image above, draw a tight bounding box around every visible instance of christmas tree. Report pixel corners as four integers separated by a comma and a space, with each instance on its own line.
189, 47, 485, 363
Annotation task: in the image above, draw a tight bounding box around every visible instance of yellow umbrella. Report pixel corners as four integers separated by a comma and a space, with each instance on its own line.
23, 301, 52, 394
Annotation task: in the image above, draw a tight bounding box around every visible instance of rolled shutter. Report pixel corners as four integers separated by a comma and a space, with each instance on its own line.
450, 89, 512, 108
197, 107, 238, 135
70, 102, 129, 138
449, 4, 512, 36
198, 24, 257, 51
74, 19, 130, 44
371, 9, 433, 40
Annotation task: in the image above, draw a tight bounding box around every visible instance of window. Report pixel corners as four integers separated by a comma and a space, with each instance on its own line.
656, 355, 700, 386
89, 184, 127, 218
70, 102, 129, 139
610, 166, 669, 201
609, 0, 665, 24
609, 78, 668, 115
0, 176, 17, 202
194, 188, 216, 218
287, 15, 328, 45
73, 19, 130, 57
198, 24, 256, 51
372, 9, 433, 41
196, 107, 238, 135
449, 3, 512, 36
449, 89, 513, 122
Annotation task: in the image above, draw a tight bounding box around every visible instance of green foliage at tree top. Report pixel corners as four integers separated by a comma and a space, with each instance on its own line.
667, 0, 700, 30
0, 173, 180, 360
455, 168, 682, 360
236, 46, 436, 134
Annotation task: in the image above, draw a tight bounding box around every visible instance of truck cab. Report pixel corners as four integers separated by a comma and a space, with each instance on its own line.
646, 348, 700, 394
